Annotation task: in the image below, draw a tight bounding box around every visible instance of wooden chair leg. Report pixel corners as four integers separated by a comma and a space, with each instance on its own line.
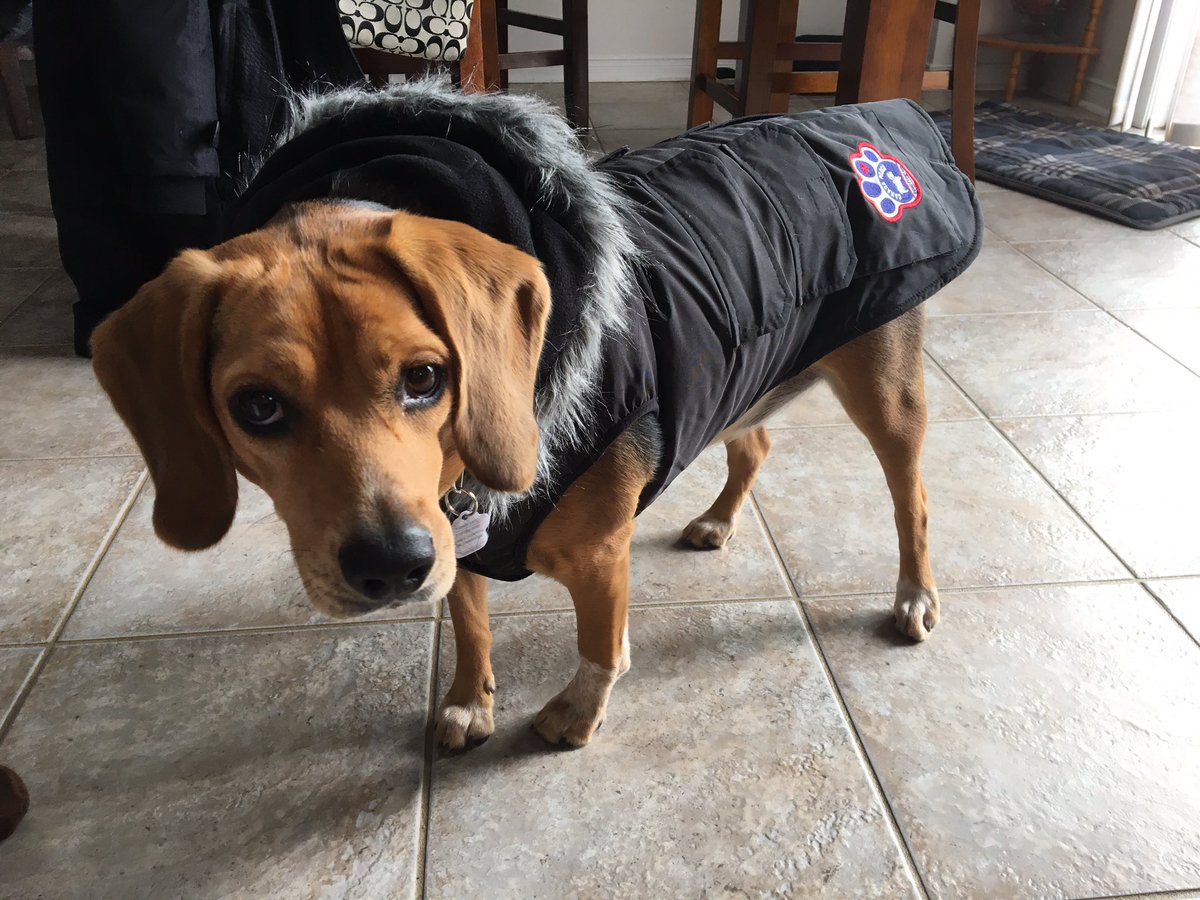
836, 0, 937, 103
496, 0, 510, 90
767, 0, 801, 114
477, 0, 501, 90
688, 0, 721, 127
1070, 53, 1091, 107
735, 0, 783, 115
562, 0, 589, 129
950, 0, 979, 181
1005, 50, 1021, 101
0, 41, 35, 140
459, 0, 488, 92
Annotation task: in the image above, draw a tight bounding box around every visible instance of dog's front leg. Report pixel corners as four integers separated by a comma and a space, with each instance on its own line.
524, 429, 653, 747
436, 568, 496, 750
530, 522, 633, 748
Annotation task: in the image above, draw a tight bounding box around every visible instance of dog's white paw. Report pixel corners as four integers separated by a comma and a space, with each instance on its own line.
533, 658, 619, 748
895, 580, 940, 641
436, 678, 495, 750
682, 513, 738, 549
436, 699, 494, 750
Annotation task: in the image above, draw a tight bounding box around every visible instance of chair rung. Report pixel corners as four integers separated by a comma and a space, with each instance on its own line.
768, 69, 949, 95
714, 41, 841, 61
499, 49, 569, 70
769, 71, 839, 94
497, 10, 565, 36
695, 73, 741, 115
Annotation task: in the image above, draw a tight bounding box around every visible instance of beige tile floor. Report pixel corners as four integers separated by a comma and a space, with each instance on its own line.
1, 83, 1200, 899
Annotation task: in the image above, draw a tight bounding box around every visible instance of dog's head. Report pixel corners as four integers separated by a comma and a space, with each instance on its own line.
91, 203, 550, 616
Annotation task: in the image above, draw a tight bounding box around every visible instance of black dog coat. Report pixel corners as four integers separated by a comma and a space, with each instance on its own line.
231, 88, 982, 582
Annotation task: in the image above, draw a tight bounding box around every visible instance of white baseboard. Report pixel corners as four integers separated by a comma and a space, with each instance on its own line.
1078, 76, 1116, 122
509, 56, 693, 83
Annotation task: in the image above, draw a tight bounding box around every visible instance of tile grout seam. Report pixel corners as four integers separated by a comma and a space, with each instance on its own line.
8, 574, 1200, 652
920, 352, 1141, 579
0, 267, 56, 332
748, 490, 933, 900
920, 352, 1200, 651
0, 467, 147, 742
1004, 240, 1200, 382
414, 586, 445, 899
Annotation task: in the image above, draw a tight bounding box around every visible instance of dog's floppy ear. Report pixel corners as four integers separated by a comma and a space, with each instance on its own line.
91, 250, 238, 550
384, 213, 551, 492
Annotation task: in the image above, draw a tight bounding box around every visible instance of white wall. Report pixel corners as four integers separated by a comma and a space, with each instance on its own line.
506, 0, 853, 82
1037, 0, 1137, 118
507, 0, 1026, 90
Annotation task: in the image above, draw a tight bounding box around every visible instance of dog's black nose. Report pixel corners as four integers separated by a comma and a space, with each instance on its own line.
339, 525, 435, 605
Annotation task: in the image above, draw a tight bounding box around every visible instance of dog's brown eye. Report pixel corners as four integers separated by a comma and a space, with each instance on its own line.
403, 364, 443, 402
231, 390, 286, 431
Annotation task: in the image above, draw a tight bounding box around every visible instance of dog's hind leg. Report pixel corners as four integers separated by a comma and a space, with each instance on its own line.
682, 425, 772, 549
814, 307, 940, 641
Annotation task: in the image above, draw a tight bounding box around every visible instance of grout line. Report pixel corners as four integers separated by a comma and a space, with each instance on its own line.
0, 646, 47, 739
1135, 582, 1200, 653
749, 490, 932, 900
48, 470, 150, 643
981, 410, 1180, 422
1074, 888, 1200, 900
768, 414, 978, 431
415, 587, 445, 899
1100, 313, 1200, 380
42, 613, 440, 646
995, 234, 1161, 244
0, 343, 80, 351
1005, 242, 1200, 382
0, 468, 147, 741
927, 307, 1104, 318
921, 354, 1141, 583
13, 573, 1200, 651
0, 453, 143, 464
0, 268, 55, 332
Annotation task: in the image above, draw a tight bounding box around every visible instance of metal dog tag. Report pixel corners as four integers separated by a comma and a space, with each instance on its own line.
452, 509, 490, 558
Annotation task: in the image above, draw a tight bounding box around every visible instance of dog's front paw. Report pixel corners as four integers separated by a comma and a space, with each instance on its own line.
895, 580, 940, 641
682, 513, 737, 549
533, 659, 618, 748
436, 679, 495, 751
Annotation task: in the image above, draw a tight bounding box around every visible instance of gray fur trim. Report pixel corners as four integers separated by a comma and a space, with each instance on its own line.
258, 79, 640, 517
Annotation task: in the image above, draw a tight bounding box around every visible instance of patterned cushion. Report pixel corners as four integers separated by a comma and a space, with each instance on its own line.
932, 101, 1200, 230
340, 0, 474, 61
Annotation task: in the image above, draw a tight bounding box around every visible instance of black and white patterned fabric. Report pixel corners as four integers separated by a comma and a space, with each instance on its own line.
340, 0, 473, 60
932, 101, 1200, 230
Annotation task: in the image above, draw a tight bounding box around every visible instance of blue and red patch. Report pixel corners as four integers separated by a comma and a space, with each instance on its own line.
849, 142, 922, 221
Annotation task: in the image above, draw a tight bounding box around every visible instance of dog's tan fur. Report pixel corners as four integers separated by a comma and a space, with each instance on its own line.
93, 203, 938, 750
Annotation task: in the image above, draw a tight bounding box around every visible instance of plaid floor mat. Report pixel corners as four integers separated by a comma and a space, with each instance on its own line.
931, 101, 1200, 230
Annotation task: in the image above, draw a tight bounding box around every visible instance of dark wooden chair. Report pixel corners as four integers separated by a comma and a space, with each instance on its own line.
354, 0, 493, 92
355, 0, 590, 131
688, 0, 981, 179
494, 0, 589, 129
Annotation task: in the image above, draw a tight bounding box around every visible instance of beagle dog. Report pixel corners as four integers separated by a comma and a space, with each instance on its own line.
92, 86, 980, 750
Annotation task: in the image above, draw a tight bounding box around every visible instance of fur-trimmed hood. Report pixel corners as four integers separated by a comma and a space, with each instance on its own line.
235, 80, 641, 516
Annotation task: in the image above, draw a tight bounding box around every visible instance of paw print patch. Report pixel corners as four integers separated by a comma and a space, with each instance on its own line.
850, 142, 922, 221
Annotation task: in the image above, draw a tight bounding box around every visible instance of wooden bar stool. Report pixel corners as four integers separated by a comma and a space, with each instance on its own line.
688, 0, 981, 179
495, 0, 589, 129
978, 0, 1103, 107
353, 0, 495, 92
354, 1, 590, 131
